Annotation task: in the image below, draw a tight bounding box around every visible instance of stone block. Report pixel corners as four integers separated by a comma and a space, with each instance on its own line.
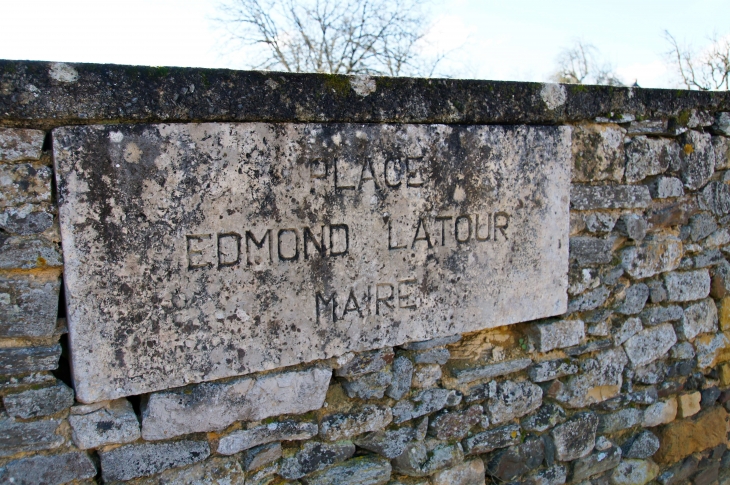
571, 124, 626, 182
639, 305, 683, 326
3, 382, 74, 418
462, 424, 521, 455
625, 119, 677, 136
0, 238, 62, 270
615, 214, 648, 241
430, 459, 485, 485
617, 285, 649, 315
0, 128, 45, 162
523, 464, 567, 485
241, 442, 282, 471
654, 406, 728, 463
713, 135, 730, 169
527, 319, 585, 352
69, 398, 141, 449
647, 176, 684, 199
610, 459, 659, 485
570, 445, 622, 482
99, 440, 211, 482
386, 356, 413, 400
0, 164, 52, 210
689, 213, 718, 241
585, 212, 618, 234
677, 298, 718, 340
0, 274, 61, 338
669, 341, 695, 359
341, 370, 392, 399
391, 441, 463, 477
554, 348, 628, 408
695, 332, 730, 368
487, 438, 544, 481
392, 388, 460, 424
217, 420, 318, 455
664, 269, 710, 302
280, 441, 358, 480
528, 358, 579, 382
613, 317, 643, 346
354, 421, 425, 459
449, 357, 532, 385
0, 417, 63, 456
642, 398, 678, 427
487, 380, 543, 425
713, 113, 730, 136
335, 349, 394, 377
411, 347, 450, 365
571, 185, 651, 210
568, 266, 600, 295
521, 402, 566, 433
648, 198, 700, 228
400, 334, 461, 350
0, 205, 54, 235
411, 364, 441, 388
299, 456, 392, 485
0, 452, 96, 485
677, 130, 715, 190
622, 430, 661, 459
428, 405, 482, 441
598, 408, 643, 433
135, 456, 245, 485
677, 392, 702, 418
0, 345, 61, 375
623, 323, 677, 367
621, 236, 683, 279
319, 405, 392, 441
141, 366, 330, 440
701, 181, 730, 215
711, 260, 730, 298
625, 136, 677, 183
550, 412, 598, 461
570, 237, 614, 265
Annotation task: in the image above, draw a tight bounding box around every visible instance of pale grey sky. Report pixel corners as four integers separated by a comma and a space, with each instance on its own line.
1, 0, 728, 88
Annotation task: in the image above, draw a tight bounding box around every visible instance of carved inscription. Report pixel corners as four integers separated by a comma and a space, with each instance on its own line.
54, 122, 571, 402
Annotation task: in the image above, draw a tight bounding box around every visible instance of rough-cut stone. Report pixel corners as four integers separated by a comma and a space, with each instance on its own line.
0, 205, 54, 235
567, 286, 611, 313
487, 380, 543, 425
0, 238, 62, 270
570, 237, 613, 265
0, 274, 61, 338
622, 431, 660, 459
555, 347, 628, 408
571, 124, 625, 182
677, 130, 715, 190
527, 319, 584, 352
610, 459, 659, 485
648, 176, 684, 199
613, 317, 643, 346
300, 456, 392, 485
654, 406, 728, 463
664, 269, 710, 302
135, 456, 245, 485
521, 403, 566, 432
625, 136, 677, 183
411, 364, 441, 388
571, 185, 651, 210
217, 420, 318, 455
677, 392, 702, 418
354, 421, 425, 459
0, 345, 61, 375
711, 259, 730, 298
69, 398, 140, 450
55, 123, 571, 402
584, 212, 618, 234
640, 305, 683, 326
142, 366, 330, 440
0, 164, 52, 208
428, 405, 481, 441
341, 370, 392, 399
617, 285, 649, 315
614, 213, 647, 241
523, 464, 567, 485
412, 348, 450, 365
400, 334, 461, 350
430, 459, 485, 485
571, 445, 622, 482
241, 443, 282, 471
450, 357, 532, 384
701, 181, 730, 216
623, 323, 677, 367
462, 424, 521, 455
690, 213, 718, 241
0, 128, 45, 162
551, 413, 598, 461
0, 452, 96, 485
713, 113, 730, 136
392, 388, 460, 424
670, 341, 695, 360
568, 266, 600, 295
565, 338, 613, 356
487, 438, 544, 481
677, 298, 718, 340
319, 405, 392, 441
280, 441, 356, 480
386, 356, 413, 400
621, 236, 683, 279
714, 135, 730, 169
3, 382, 73, 419
598, 408, 643, 433
335, 349, 394, 377
99, 440, 211, 482
391, 441, 463, 477
528, 358, 579, 382
642, 399, 678, 427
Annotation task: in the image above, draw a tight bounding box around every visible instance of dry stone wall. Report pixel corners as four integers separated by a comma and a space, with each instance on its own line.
2, 60, 730, 484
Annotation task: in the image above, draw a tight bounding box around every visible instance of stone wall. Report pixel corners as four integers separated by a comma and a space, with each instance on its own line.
2, 60, 730, 485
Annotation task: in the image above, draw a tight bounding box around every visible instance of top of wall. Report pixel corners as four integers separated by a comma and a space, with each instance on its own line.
1, 59, 730, 129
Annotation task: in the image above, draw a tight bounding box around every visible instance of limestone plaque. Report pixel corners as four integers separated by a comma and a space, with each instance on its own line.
54, 123, 571, 402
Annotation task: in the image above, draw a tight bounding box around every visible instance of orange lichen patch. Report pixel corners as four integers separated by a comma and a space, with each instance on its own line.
684, 143, 695, 155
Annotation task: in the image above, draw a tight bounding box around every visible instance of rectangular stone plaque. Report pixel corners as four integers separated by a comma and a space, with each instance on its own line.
54, 123, 571, 402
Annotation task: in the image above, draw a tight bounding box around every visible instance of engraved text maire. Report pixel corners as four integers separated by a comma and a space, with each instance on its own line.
54, 123, 571, 402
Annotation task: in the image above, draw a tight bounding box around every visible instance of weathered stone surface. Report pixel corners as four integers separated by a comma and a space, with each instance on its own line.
622, 430, 660, 459
625, 136, 677, 183
647, 176, 684, 199
677, 392, 702, 418
571, 445, 622, 482
392, 388, 460, 424
528, 358, 579, 382
300, 456, 392, 485
400, 334, 461, 350
695, 332, 730, 368
670, 341, 695, 360
640, 305, 683, 326
521, 403, 566, 432
218, 420, 318, 455
0, 238, 62, 270
664, 269, 710, 302
69, 398, 142, 449
462, 424, 521, 455
523, 464, 567, 485
555, 348, 628, 408
354, 421, 425, 459
621, 236, 683, 279
0, 205, 54, 235
3, 382, 74, 419
623, 323, 677, 367
335, 349, 394, 377
713, 113, 730, 136
99, 440, 211, 482
551, 413, 598, 461
0, 417, 63, 456
430, 459, 485, 485
487, 380, 543, 425
564, 338, 613, 356
241, 443, 282, 471
0, 128, 45, 162
567, 286, 611, 313
391, 441, 463, 477
411, 347, 450, 365
487, 438, 544, 481
568, 266, 600, 295
280, 441, 356, 480
642, 399, 678, 427
571, 185, 651, 210
613, 317, 643, 346
677, 130, 715, 190
610, 459, 659, 485
614, 214, 647, 241
319, 405, 392, 441
677, 298, 718, 340
584, 212, 618, 234
598, 408, 643, 433
701, 181, 730, 216
571, 124, 625, 182
428, 405, 481, 441
54, 123, 571, 402
0, 274, 61, 338
617, 285, 649, 316
386, 356, 413, 400
0, 164, 52, 208
713, 135, 730, 168
0, 451, 96, 485
142, 366, 330, 440
0, 345, 61, 375
654, 406, 728, 463
135, 456, 246, 485
341, 370, 392, 399
411, 364, 441, 388
690, 213, 718, 241
450, 357, 532, 384
527, 319, 584, 352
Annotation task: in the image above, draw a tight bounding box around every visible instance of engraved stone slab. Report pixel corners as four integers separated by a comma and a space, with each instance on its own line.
54, 123, 570, 402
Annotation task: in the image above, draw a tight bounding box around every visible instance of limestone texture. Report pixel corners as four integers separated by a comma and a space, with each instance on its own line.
277, 441, 356, 480
54, 122, 571, 402
622, 431, 661, 459
526, 319, 585, 352
653, 406, 728, 463
99, 440, 211, 482
610, 459, 659, 485
391, 441, 463, 477
621, 237, 683, 279
68, 398, 141, 449
0, 345, 61, 375
554, 347, 628, 408
648, 176, 684, 199
3, 382, 74, 418
677, 131, 715, 190
135, 456, 245, 485
0, 164, 52, 207
319, 405, 392, 441
0, 271, 62, 338
677, 298, 718, 340
487, 380, 543, 425
571, 185, 651, 210
218, 420, 318, 455
0, 128, 45, 162
571, 124, 625, 182
0, 452, 96, 485
677, 392, 702, 418
623, 323, 677, 367
430, 459, 485, 485
299, 455, 392, 485
642, 399, 678, 427
624, 136, 677, 183
571, 445, 622, 482
462, 424, 521, 455
664, 269, 711, 302
354, 422, 425, 459
551, 413, 599, 461
241, 443, 281, 471
0, 417, 63, 457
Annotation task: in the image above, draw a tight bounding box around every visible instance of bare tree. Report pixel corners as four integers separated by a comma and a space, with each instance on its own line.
665, 30, 730, 90
551, 40, 623, 86
215, 0, 445, 76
